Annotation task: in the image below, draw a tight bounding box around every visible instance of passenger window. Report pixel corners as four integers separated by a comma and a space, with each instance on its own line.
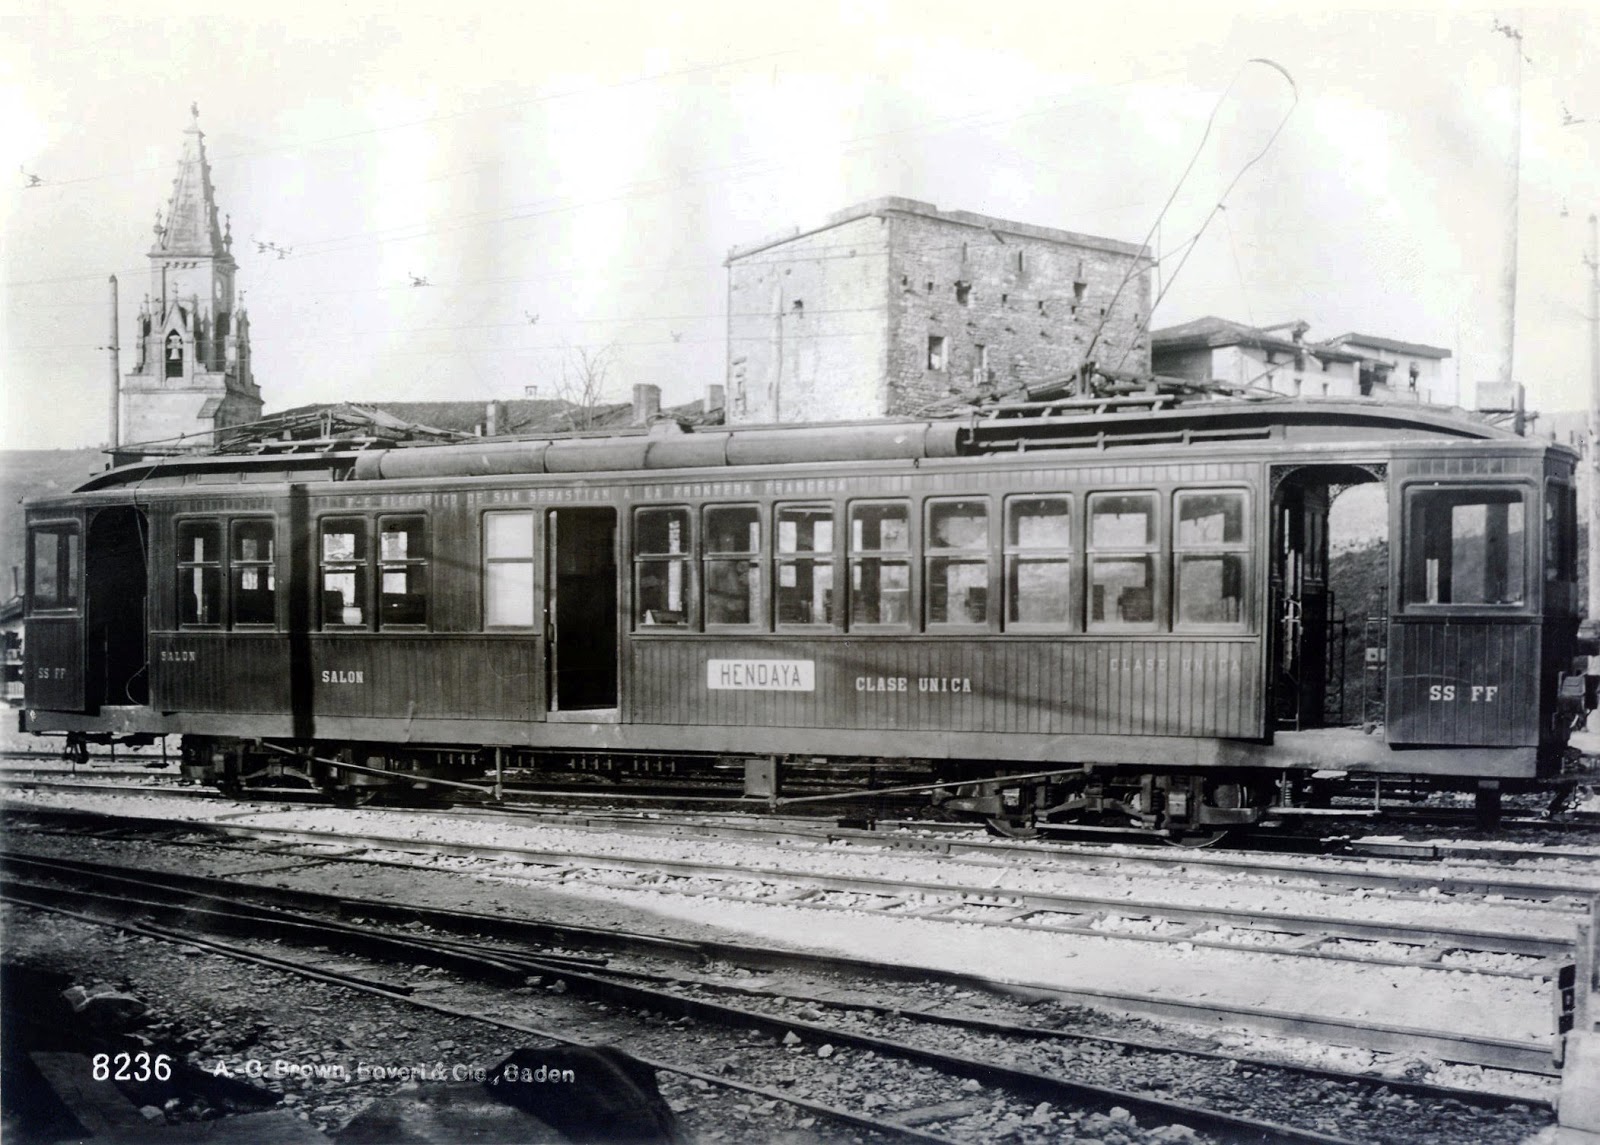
230, 520, 277, 627
29, 524, 80, 611
1087, 492, 1157, 630
379, 516, 428, 628
1174, 491, 1248, 628
1005, 496, 1070, 627
1547, 482, 1578, 584
776, 504, 834, 626
926, 499, 989, 626
484, 512, 536, 628
704, 505, 763, 626
635, 507, 691, 627
849, 501, 911, 627
320, 519, 369, 628
177, 521, 223, 627
1406, 487, 1526, 606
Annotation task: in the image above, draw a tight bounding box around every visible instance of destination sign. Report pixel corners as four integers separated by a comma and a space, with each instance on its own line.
706, 659, 815, 692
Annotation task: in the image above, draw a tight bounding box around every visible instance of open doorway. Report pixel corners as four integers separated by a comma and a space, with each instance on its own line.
546, 508, 618, 712
1271, 466, 1386, 730
86, 506, 149, 708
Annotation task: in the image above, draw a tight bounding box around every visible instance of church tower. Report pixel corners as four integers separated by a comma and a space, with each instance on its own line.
121, 106, 261, 451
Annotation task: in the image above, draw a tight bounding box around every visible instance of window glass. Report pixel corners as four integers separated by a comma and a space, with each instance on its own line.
776, 505, 834, 625
1547, 483, 1578, 584
1088, 492, 1157, 630
1406, 487, 1526, 606
177, 520, 223, 626
927, 499, 988, 626
231, 520, 276, 626
635, 507, 691, 626
704, 506, 762, 626
379, 516, 427, 627
485, 512, 536, 628
849, 502, 910, 627
320, 519, 368, 628
1005, 497, 1070, 627
29, 525, 81, 611
1174, 491, 1248, 628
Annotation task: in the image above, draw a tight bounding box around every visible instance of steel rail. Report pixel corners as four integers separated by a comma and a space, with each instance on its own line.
1, 897, 957, 1145
175, 818, 1577, 959
0, 803, 1576, 968
0, 866, 1360, 1145
0, 842, 1560, 1078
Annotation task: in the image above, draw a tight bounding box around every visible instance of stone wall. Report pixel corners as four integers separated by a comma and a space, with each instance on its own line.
725, 214, 890, 423
883, 211, 1150, 416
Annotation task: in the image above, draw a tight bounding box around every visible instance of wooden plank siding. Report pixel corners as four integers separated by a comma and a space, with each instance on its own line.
1385, 619, 1540, 745
626, 637, 1260, 739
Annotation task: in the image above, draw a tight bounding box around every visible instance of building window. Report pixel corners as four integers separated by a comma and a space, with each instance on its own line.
484, 512, 536, 628
230, 520, 276, 627
927, 335, 947, 371
1173, 491, 1248, 628
926, 499, 989, 626
704, 505, 762, 626
320, 519, 368, 628
1016, 251, 1025, 273
974, 344, 990, 383
177, 520, 223, 627
1406, 487, 1526, 606
164, 331, 184, 377
849, 501, 910, 627
635, 507, 691, 626
28, 524, 80, 612
1087, 492, 1157, 630
378, 516, 428, 628
776, 505, 834, 626
1005, 496, 1070, 628
954, 281, 972, 305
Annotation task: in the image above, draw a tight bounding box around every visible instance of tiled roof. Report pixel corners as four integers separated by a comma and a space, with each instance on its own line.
1325, 333, 1452, 359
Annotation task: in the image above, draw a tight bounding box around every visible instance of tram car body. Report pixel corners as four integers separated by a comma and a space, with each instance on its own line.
19, 399, 1591, 834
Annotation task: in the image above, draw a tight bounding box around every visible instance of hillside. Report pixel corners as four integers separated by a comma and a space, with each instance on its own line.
0, 449, 109, 597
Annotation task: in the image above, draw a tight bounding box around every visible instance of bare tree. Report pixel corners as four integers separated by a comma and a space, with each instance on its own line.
551, 344, 616, 431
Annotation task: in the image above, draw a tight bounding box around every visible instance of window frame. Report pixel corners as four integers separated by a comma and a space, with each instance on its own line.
228, 517, 279, 630
847, 498, 913, 631
482, 510, 539, 631
1085, 490, 1161, 633
318, 516, 372, 631
633, 505, 695, 630
1400, 480, 1535, 613
1545, 479, 1578, 587
702, 503, 766, 631
376, 514, 430, 631
1171, 487, 1252, 632
924, 496, 993, 631
774, 501, 839, 631
1002, 493, 1074, 633
26, 520, 81, 615
175, 516, 225, 630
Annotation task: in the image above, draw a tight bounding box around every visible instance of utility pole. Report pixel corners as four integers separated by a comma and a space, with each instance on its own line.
108, 275, 120, 451
1587, 214, 1600, 624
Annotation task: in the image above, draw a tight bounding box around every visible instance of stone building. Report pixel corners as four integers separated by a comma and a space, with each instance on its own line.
120, 109, 261, 452
723, 198, 1151, 424
1150, 316, 1455, 406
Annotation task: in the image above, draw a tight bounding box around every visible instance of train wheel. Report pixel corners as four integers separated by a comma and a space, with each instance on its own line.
985, 814, 1040, 840
1162, 828, 1233, 849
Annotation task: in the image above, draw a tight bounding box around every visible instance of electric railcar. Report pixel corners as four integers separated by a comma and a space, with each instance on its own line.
20, 398, 1593, 837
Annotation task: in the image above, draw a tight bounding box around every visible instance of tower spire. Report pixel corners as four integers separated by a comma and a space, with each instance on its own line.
152, 105, 227, 258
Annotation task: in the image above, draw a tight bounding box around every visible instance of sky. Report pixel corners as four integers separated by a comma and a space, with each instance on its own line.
2, 1, 1597, 451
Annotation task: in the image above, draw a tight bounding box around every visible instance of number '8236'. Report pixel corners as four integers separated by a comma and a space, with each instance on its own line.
93, 1052, 172, 1081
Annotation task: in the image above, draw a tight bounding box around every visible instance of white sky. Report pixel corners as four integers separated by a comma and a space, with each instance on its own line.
2, 1, 1597, 450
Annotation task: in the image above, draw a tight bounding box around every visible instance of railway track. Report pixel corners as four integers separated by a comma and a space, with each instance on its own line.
0, 847, 1557, 1144
0, 802, 1579, 1078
